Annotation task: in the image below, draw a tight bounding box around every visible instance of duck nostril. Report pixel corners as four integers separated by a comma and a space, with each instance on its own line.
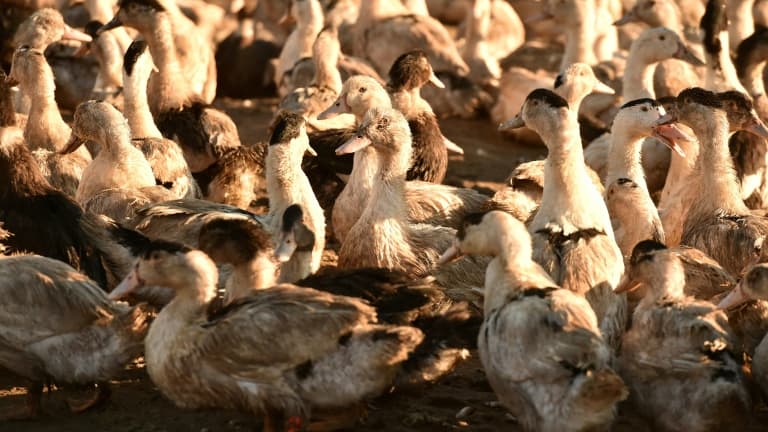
357, 135, 363, 139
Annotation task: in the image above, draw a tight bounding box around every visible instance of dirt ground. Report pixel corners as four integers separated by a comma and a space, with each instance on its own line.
2, 98, 767, 431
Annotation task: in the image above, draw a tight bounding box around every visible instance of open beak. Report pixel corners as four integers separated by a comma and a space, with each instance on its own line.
98, 16, 123, 35
498, 114, 525, 131
744, 114, 768, 139
592, 80, 615, 95
654, 111, 677, 126
109, 266, 143, 300
652, 123, 691, 157
428, 70, 445, 89
318, 97, 349, 120
614, 274, 642, 293
62, 24, 93, 43
61, 134, 86, 155
613, 9, 639, 26
305, 144, 318, 157
443, 135, 464, 155
437, 242, 465, 266
673, 43, 705, 66
335, 135, 371, 155
717, 281, 749, 310
274, 233, 297, 263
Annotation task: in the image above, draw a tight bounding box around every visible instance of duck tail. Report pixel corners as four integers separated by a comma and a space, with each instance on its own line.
394, 302, 481, 389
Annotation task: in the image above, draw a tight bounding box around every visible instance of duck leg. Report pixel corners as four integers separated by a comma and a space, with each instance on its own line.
66, 381, 111, 413
0, 381, 43, 420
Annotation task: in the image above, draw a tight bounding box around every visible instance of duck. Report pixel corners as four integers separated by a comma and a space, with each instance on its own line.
193, 143, 268, 212
265, 111, 325, 277
319, 75, 487, 243
616, 240, 751, 432
668, 88, 768, 276
736, 27, 768, 120
108, 238, 423, 431
718, 263, 768, 399
583, 27, 704, 194
100, 0, 240, 173
0, 126, 132, 291
6, 45, 92, 198
457, 0, 524, 67
122, 39, 200, 200
603, 98, 690, 257
279, 25, 353, 130
499, 89, 627, 350
439, 210, 627, 432
352, 0, 469, 78
102, 0, 216, 105
701, 0, 749, 94
205, 207, 481, 386
214, 5, 281, 99
457, 0, 501, 88
62, 100, 175, 221
274, 0, 324, 97
0, 68, 24, 129
727, 0, 756, 55
79, 20, 124, 106
488, 63, 614, 222
336, 107, 487, 298
0, 253, 149, 419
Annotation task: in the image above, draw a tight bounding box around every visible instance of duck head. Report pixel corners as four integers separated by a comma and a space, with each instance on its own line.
7, 46, 50, 93
109, 240, 218, 300
388, 50, 445, 93
62, 100, 130, 154
123, 39, 158, 82
717, 91, 768, 138
656, 87, 726, 137
335, 107, 411, 157
553, 62, 615, 105
275, 204, 316, 263
198, 217, 274, 267
497, 88, 570, 137
718, 263, 768, 310
615, 98, 691, 156
615, 240, 686, 301
269, 110, 316, 156
13, 8, 92, 50
100, 0, 167, 35
614, 0, 683, 30
438, 211, 532, 265
630, 27, 704, 66
317, 75, 391, 121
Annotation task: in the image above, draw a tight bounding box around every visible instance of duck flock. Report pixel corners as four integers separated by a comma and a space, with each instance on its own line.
2, 0, 768, 430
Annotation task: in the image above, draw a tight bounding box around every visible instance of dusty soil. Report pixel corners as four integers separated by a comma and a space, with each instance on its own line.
2, 98, 767, 431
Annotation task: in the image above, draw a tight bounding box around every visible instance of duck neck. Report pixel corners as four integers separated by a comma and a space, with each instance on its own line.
361, 143, 411, 228
561, 11, 597, 70
24, 76, 70, 152
123, 72, 162, 139
622, 51, 656, 100
542, 119, 594, 201
606, 131, 647, 189
145, 14, 187, 111
742, 56, 766, 101
706, 30, 750, 93
692, 113, 748, 215
728, 0, 755, 51
638, 264, 686, 309
267, 143, 305, 215
102, 122, 136, 159
359, 0, 410, 23
660, 137, 698, 203
313, 44, 342, 94
226, 256, 276, 302
277, 250, 313, 283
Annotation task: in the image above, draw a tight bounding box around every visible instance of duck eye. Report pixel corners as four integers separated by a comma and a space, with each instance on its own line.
641, 106, 648, 112
658, 35, 665, 41
359, 87, 367, 93
376, 117, 390, 129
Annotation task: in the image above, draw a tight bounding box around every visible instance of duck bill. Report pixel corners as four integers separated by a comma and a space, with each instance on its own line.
744, 115, 768, 139
498, 114, 525, 131
673, 43, 705, 66
274, 233, 297, 263
98, 16, 123, 34
437, 243, 465, 266
60, 134, 86, 155
318, 98, 349, 120
717, 282, 749, 310
428, 70, 446, 89
654, 111, 677, 126
62, 24, 93, 43
335, 135, 371, 155
614, 275, 641, 293
613, 9, 639, 26
109, 267, 143, 300
443, 135, 464, 154
593, 80, 615, 95
73, 44, 91, 58
652, 124, 689, 157
305, 144, 318, 157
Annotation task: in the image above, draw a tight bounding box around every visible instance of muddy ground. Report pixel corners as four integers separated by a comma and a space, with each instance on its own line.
1, 98, 767, 431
